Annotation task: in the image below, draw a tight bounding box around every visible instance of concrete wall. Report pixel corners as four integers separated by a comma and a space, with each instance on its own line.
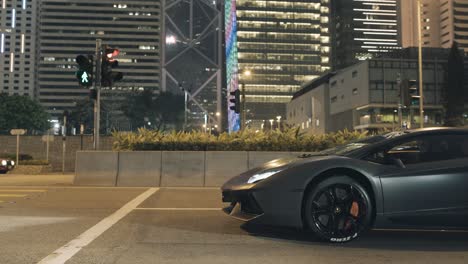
0, 135, 113, 172
75, 151, 311, 187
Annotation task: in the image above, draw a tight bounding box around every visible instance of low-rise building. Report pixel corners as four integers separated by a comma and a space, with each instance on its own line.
287, 73, 332, 135
288, 48, 452, 133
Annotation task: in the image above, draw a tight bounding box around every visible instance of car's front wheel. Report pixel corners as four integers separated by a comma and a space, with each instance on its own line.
304, 176, 373, 243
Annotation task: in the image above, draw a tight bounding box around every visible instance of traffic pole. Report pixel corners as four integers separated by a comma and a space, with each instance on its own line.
16, 134, 19, 167
62, 114, 67, 173
94, 39, 102, 150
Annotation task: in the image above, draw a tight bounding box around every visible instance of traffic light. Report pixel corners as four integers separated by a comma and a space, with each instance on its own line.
408, 79, 420, 106
101, 45, 123, 87
75, 55, 93, 87
229, 89, 241, 114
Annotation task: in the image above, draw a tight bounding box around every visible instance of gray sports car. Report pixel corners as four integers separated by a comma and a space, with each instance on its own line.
222, 128, 468, 242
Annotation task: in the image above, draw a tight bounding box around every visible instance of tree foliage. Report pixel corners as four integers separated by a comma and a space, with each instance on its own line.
0, 94, 50, 134
121, 90, 184, 130
444, 42, 465, 127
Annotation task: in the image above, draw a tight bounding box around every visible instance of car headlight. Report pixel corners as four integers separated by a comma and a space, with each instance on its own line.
1, 160, 7, 166
247, 169, 284, 184
10, 161, 15, 166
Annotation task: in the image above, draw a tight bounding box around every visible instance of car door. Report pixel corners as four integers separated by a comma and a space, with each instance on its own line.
367, 133, 468, 228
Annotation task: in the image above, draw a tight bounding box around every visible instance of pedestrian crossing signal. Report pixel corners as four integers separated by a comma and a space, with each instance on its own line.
75, 55, 93, 87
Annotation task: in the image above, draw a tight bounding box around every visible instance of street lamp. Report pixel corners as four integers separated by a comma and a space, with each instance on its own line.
179, 83, 189, 131
269, 119, 274, 130
239, 69, 251, 130
417, 0, 424, 128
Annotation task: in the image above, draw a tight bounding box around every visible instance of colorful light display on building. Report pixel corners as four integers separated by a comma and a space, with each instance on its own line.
225, 0, 240, 132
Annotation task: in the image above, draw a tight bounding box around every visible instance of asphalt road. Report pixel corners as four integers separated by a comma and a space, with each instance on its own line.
0, 178, 467, 264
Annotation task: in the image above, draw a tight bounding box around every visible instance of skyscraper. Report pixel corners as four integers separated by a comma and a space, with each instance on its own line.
400, 0, 468, 52
228, 0, 331, 130
399, 0, 441, 48
332, 0, 399, 70
0, 0, 36, 97
37, 1, 161, 119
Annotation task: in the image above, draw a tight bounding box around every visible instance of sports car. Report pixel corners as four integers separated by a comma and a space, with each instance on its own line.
0, 158, 15, 174
222, 128, 468, 242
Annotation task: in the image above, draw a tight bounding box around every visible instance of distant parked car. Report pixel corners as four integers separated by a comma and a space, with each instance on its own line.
0, 158, 15, 174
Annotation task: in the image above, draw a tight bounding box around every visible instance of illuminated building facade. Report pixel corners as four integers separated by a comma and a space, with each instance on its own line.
225, 0, 240, 132
37, 1, 161, 118
332, 0, 399, 70
400, 0, 468, 52
0, 0, 36, 97
232, 0, 331, 129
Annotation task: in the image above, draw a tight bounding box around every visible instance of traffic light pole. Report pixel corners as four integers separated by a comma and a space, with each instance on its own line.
417, 0, 424, 128
397, 74, 403, 129
94, 39, 102, 150
241, 83, 246, 130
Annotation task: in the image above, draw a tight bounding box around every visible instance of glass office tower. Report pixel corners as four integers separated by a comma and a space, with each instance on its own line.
332, 0, 399, 70
229, 0, 331, 129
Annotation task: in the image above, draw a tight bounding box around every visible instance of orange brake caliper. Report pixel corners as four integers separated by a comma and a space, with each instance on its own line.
350, 201, 359, 218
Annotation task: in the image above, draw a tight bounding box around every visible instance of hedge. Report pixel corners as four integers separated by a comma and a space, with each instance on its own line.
113, 127, 368, 152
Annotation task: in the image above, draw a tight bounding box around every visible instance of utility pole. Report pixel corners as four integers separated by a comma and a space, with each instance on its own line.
62, 112, 67, 173
397, 73, 403, 129
241, 83, 246, 130
417, 0, 424, 128
94, 39, 102, 150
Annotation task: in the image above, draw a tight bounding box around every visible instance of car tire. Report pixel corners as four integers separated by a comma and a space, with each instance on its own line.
304, 175, 373, 243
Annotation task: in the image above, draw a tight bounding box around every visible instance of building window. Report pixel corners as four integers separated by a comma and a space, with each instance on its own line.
352, 70, 358, 78
331, 96, 337, 103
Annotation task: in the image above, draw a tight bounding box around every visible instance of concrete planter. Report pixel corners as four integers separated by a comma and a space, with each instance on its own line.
75, 151, 310, 187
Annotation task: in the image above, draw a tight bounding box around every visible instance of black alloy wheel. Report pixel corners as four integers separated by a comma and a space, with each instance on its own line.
304, 176, 373, 243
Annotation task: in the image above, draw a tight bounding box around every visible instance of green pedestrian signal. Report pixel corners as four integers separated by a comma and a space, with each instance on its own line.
75, 55, 94, 87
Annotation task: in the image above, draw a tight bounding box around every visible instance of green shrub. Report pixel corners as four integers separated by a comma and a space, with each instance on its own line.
19, 160, 49, 166
113, 127, 368, 152
0, 153, 33, 161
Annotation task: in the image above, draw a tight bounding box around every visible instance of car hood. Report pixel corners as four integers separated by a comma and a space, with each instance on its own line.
222, 154, 335, 190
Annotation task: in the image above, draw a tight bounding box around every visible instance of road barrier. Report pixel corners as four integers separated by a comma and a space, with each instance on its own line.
74, 151, 309, 187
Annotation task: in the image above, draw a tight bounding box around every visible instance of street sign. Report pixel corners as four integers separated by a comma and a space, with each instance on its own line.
10, 129, 26, 136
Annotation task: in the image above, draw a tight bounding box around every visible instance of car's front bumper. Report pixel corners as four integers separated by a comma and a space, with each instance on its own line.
222, 189, 264, 222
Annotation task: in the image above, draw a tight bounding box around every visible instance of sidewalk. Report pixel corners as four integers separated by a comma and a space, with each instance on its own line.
0, 174, 74, 186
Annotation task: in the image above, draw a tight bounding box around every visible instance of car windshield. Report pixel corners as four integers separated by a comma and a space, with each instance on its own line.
316, 131, 407, 156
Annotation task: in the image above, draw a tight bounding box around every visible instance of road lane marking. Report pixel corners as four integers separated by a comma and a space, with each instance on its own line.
0, 189, 47, 192
37, 187, 159, 264
160, 187, 220, 190
0, 194, 27, 197
135, 207, 221, 211
373, 228, 468, 233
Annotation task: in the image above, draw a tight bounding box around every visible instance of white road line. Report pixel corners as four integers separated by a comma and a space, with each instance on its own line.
0, 194, 27, 197
160, 187, 220, 190
0, 189, 47, 192
134, 207, 221, 211
37, 187, 159, 264
373, 228, 468, 233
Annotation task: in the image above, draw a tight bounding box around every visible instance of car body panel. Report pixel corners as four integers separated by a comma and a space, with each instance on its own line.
222, 128, 468, 231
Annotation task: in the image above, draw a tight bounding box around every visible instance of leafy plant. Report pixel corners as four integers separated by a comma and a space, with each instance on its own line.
0, 153, 33, 161
113, 127, 368, 152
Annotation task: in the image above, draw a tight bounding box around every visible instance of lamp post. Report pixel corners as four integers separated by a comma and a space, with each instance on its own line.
239, 70, 251, 130
179, 83, 188, 131
417, 0, 424, 128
